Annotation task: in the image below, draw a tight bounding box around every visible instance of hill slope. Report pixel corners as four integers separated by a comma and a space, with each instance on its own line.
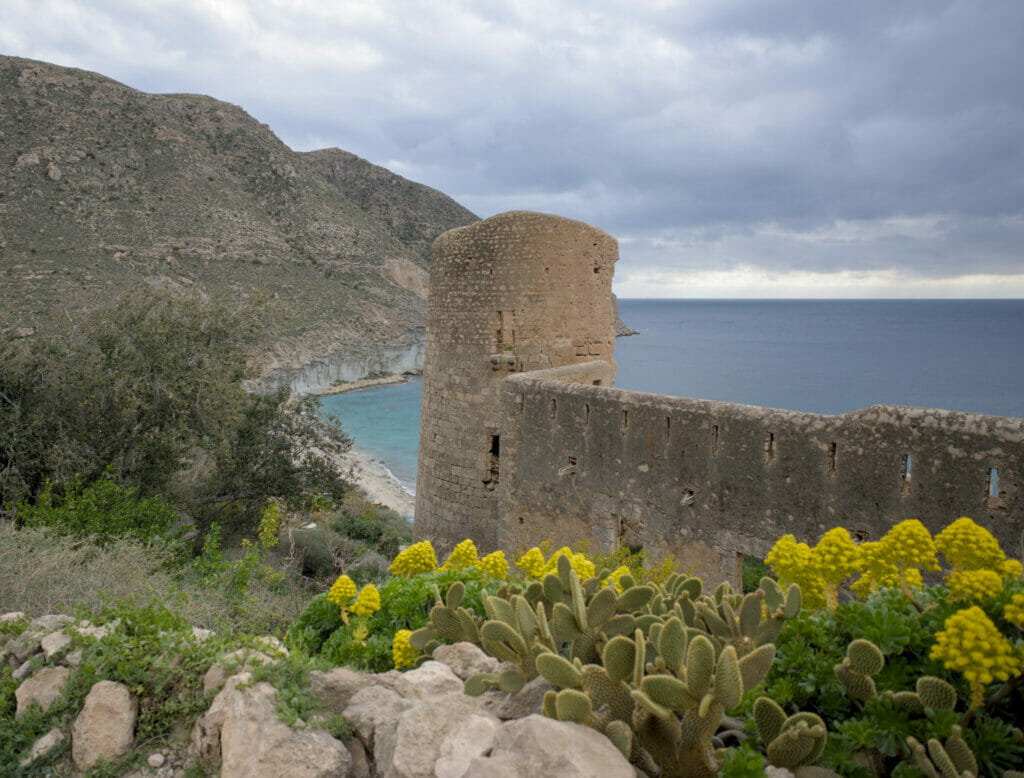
0, 55, 477, 387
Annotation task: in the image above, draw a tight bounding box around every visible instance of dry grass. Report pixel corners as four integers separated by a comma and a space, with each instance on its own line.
0, 522, 313, 635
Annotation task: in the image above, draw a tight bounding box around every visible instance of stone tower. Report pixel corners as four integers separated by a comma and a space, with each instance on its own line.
414, 210, 619, 551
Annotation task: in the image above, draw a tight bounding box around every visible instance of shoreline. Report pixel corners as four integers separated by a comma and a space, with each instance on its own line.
337, 448, 416, 518
311, 373, 414, 397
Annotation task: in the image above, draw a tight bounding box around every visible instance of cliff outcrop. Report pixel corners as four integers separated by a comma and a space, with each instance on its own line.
0, 55, 477, 388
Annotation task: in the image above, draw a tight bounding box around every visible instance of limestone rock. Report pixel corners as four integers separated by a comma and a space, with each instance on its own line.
15, 665, 70, 717
308, 666, 376, 711
74, 618, 121, 639
343, 685, 412, 752
375, 694, 499, 778
465, 714, 634, 778
72, 680, 138, 769
391, 660, 463, 699
347, 738, 372, 778
191, 673, 351, 778
29, 614, 74, 631
40, 631, 72, 660
6, 630, 44, 664
0, 611, 26, 624
492, 674, 551, 720
20, 727, 66, 768
432, 642, 503, 680
202, 648, 275, 696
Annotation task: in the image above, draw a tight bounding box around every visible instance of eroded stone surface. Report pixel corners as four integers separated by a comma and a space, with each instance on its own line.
72, 680, 138, 769
15, 666, 70, 717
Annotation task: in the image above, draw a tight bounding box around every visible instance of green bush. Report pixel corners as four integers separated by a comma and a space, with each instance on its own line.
18, 475, 181, 546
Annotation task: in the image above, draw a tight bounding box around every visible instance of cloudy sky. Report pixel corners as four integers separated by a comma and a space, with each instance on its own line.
3, 0, 1023, 297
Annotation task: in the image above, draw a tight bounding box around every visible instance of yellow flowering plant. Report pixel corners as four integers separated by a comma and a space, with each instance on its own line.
389, 540, 438, 578
930, 605, 1022, 708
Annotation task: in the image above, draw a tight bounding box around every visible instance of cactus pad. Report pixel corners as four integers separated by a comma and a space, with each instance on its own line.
835, 662, 877, 702
916, 676, 958, 712
686, 634, 716, 698
846, 639, 885, 676
536, 652, 582, 689
641, 674, 700, 711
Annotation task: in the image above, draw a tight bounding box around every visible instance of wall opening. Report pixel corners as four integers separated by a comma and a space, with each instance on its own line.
483, 432, 500, 490
584, 403, 590, 426
712, 425, 719, 456
828, 442, 837, 475
593, 379, 602, 386
550, 399, 557, 419
764, 432, 774, 464
617, 515, 644, 553
901, 454, 912, 494
989, 467, 999, 498
622, 410, 629, 432
518, 394, 524, 414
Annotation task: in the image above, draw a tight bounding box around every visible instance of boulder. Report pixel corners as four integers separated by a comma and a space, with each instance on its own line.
72, 680, 138, 770
464, 714, 634, 778
343, 685, 412, 752
374, 694, 499, 778
29, 614, 74, 632
492, 675, 551, 720
40, 631, 72, 660
432, 642, 503, 680
202, 648, 275, 696
391, 660, 463, 699
308, 666, 376, 711
20, 727, 65, 768
191, 673, 351, 778
15, 665, 70, 717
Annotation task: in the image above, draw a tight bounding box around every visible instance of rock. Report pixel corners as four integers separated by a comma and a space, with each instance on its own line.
0, 611, 26, 624
343, 685, 412, 751
191, 627, 214, 642
15, 665, 70, 717
148, 752, 166, 768
375, 694, 499, 778
74, 618, 121, 639
6, 630, 44, 664
40, 631, 72, 660
308, 666, 376, 711
191, 673, 351, 778
13, 659, 35, 680
20, 727, 66, 768
465, 714, 634, 778
72, 680, 138, 770
47, 162, 62, 181
63, 648, 83, 667
29, 614, 74, 631
202, 649, 275, 696
432, 642, 502, 680
347, 738, 372, 778
254, 635, 288, 657
391, 660, 463, 699
492, 675, 551, 720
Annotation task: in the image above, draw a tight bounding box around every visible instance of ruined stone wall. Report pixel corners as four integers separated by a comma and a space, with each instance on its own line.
498, 366, 1024, 584
414, 211, 618, 551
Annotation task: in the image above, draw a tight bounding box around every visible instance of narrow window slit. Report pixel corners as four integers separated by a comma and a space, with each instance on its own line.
584, 403, 590, 426
712, 425, 719, 456
989, 468, 999, 498
665, 417, 671, 443
764, 432, 774, 464
622, 410, 628, 431
828, 442, 837, 475
550, 399, 557, 419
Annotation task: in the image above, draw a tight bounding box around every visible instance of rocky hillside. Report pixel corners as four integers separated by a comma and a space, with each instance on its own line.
0, 55, 477, 388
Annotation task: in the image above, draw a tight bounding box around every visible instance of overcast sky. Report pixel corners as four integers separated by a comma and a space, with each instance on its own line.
3, 0, 1023, 297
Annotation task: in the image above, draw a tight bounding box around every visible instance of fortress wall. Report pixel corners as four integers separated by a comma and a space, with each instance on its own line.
499, 366, 1024, 584
414, 212, 618, 552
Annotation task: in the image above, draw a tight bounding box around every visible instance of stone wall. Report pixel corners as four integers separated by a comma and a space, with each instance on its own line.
497, 365, 1024, 584
414, 211, 618, 551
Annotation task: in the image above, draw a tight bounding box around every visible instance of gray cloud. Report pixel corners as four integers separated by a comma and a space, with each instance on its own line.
2, 0, 1023, 293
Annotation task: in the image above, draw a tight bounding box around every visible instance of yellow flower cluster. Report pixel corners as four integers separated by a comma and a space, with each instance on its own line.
948, 569, 1004, 602
935, 517, 1005, 571
1005, 592, 1024, 627
850, 541, 901, 599
392, 629, 418, 669
478, 550, 509, 579
764, 535, 827, 611
1001, 558, 1023, 579
883, 519, 939, 572
515, 547, 546, 578
930, 605, 1021, 707
327, 574, 357, 608
351, 583, 381, 618
389, 541, 438, 578
602, 565, 632, 593
543, 546, 596, 580
442, 539, 479, 571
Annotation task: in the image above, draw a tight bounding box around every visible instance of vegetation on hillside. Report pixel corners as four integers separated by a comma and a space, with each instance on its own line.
0, 286, 349, 537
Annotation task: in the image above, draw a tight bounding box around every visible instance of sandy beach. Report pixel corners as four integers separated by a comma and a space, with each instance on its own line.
337, 448, 416, 518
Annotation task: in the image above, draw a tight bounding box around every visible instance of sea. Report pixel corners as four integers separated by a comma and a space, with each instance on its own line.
318, 299, 1024, 496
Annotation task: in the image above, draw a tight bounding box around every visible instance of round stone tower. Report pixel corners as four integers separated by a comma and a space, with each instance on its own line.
414, 210, 618, 551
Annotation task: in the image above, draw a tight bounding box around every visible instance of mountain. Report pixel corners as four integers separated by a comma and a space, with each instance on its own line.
0, 55, 477, 388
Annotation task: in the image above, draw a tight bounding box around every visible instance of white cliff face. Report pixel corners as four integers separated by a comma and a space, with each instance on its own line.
263, 332, 426, 395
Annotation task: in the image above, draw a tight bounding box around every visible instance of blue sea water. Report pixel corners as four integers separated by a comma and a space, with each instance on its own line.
319, 299, 1024, 492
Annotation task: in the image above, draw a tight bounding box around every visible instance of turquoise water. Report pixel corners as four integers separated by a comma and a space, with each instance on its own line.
318, 299, 1024, 493
317, 377, 423, 493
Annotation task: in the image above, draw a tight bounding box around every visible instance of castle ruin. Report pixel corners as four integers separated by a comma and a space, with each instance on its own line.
415, 211, 1024, 583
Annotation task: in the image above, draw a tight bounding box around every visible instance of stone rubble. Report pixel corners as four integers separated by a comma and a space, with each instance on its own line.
1, 610, 638, 777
